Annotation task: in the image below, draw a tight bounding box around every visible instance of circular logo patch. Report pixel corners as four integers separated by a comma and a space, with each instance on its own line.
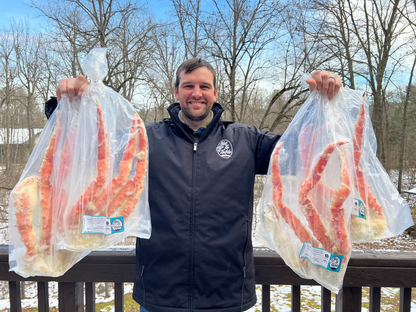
111, 219, 123, 232
216, 139, 233, 159
329, 256, 341, 270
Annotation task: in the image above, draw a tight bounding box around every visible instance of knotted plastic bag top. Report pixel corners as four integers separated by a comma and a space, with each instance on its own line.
82, 48, 108, 82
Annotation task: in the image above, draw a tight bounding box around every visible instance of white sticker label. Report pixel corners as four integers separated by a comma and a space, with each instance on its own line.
352, 198, 367, 219
81, 215, 125, 235
299, 242, 343, 272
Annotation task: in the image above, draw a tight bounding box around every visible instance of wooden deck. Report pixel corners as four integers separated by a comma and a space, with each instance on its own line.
0, 245, 415, 311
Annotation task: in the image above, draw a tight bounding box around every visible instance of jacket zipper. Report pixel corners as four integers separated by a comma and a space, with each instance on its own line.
167, 107, 222, 310
189, 140, 198, 311
138, 238, 146, 307
241, 219, 249, 311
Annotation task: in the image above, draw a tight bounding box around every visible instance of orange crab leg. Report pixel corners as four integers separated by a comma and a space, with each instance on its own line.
37, 111, 65, 252
355, 168, 385, 219
53, 121, 78, 227
299, 141, 347, 204
353, 97, 386, 221
299, 125, 336, 214
13, 176, 39, 261
330, 149, 351, 255
353, 95, 366, 167
298, 141, 347, 251
88, 113, 140, 215
271, 142, 317, 246
68, 103, 109, 226
107, 117, 147, 218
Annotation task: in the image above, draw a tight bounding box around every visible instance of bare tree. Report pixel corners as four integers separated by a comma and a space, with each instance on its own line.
144, 25, 184, 122
0, 29, 19, 175
13, 20, 45, 152
170, 0, 205, 59
202, 0, 282, 122
256, 0, 332, 132
397, 62, 415, 192
312, 0, 414, 165
32, 0, 155, 101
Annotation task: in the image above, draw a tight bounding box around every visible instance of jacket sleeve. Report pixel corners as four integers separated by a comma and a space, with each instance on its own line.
254, 128, 281, 175
45, 97, 58, 120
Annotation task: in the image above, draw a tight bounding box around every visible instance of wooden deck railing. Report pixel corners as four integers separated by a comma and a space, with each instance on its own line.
0, 245, 415, 312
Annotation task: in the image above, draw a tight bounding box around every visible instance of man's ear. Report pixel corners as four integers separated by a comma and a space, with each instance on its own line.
174, 87, 179, 100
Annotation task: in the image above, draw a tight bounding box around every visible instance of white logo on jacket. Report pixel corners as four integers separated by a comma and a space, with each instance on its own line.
216, 139, 233, 159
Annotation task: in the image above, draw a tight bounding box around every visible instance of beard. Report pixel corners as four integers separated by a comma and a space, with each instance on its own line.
181, 105, 211, 122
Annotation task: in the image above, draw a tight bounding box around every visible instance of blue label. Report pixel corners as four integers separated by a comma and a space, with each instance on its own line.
299, 242, 343, 272
352, 198, 367, 219
81, 215, 125, 235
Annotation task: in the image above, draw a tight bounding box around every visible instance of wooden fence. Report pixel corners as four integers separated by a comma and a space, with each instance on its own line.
0, 245, 415, 312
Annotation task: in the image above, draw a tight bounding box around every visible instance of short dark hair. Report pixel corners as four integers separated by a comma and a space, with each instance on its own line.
175, 58, 217, 90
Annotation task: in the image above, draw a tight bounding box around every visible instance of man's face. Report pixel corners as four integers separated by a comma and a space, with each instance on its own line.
174, 66, 218, 126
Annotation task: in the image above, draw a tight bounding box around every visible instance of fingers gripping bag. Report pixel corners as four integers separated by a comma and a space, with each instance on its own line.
256, 81, 355, 293
347, 90, 413, 242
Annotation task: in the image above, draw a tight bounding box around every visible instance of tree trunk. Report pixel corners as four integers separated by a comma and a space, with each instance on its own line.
397, 56, 416, 193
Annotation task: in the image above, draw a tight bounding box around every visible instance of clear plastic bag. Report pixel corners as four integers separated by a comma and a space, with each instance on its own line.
8, 48, 151, 277
256, 84, 414, 292
347, 90, 413, 242
257, 86, 355, 293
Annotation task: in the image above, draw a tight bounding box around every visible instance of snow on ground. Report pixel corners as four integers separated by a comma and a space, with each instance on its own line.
0, 169, 415, 311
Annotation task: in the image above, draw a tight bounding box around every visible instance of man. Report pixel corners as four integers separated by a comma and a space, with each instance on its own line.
54, 59, 341, 312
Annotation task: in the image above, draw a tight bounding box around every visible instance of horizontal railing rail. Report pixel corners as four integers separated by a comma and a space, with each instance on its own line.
1, 245, 415, 312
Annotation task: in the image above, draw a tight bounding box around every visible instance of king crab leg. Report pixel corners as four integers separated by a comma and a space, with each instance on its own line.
271, 138, 352, 261
353, 96, 387, 236
299, 125, 336, 214
12, 176, 39, 261
13, 109, 64, 258
67, 102, 109, 227
298, 141, 347, 251
271, 142, 318, 247
37, 110, 67, 253
54, 118, 78, 229
106, 117, 148, 218
88, 113, 140, 216
330, 148, 351, 255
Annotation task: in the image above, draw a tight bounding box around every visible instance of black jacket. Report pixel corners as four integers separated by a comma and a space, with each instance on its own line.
44, 99, 280, 311
134, 103, 280, 312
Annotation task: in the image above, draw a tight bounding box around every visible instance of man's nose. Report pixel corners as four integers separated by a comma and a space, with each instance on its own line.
192, 87, 202, 98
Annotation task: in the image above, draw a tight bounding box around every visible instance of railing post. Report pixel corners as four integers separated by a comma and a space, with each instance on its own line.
115, 282, 124, 312
262, 284, 270, 312
58, 282, 84, 312
335, 287, 361, 312
399, 287, 411, 312
291, 285, 301, 312
37, 282, 49, 312
369, 287, 380, 312
9, 281, 21, 312
321, 286, 331, 312
85, 282, 96, 312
